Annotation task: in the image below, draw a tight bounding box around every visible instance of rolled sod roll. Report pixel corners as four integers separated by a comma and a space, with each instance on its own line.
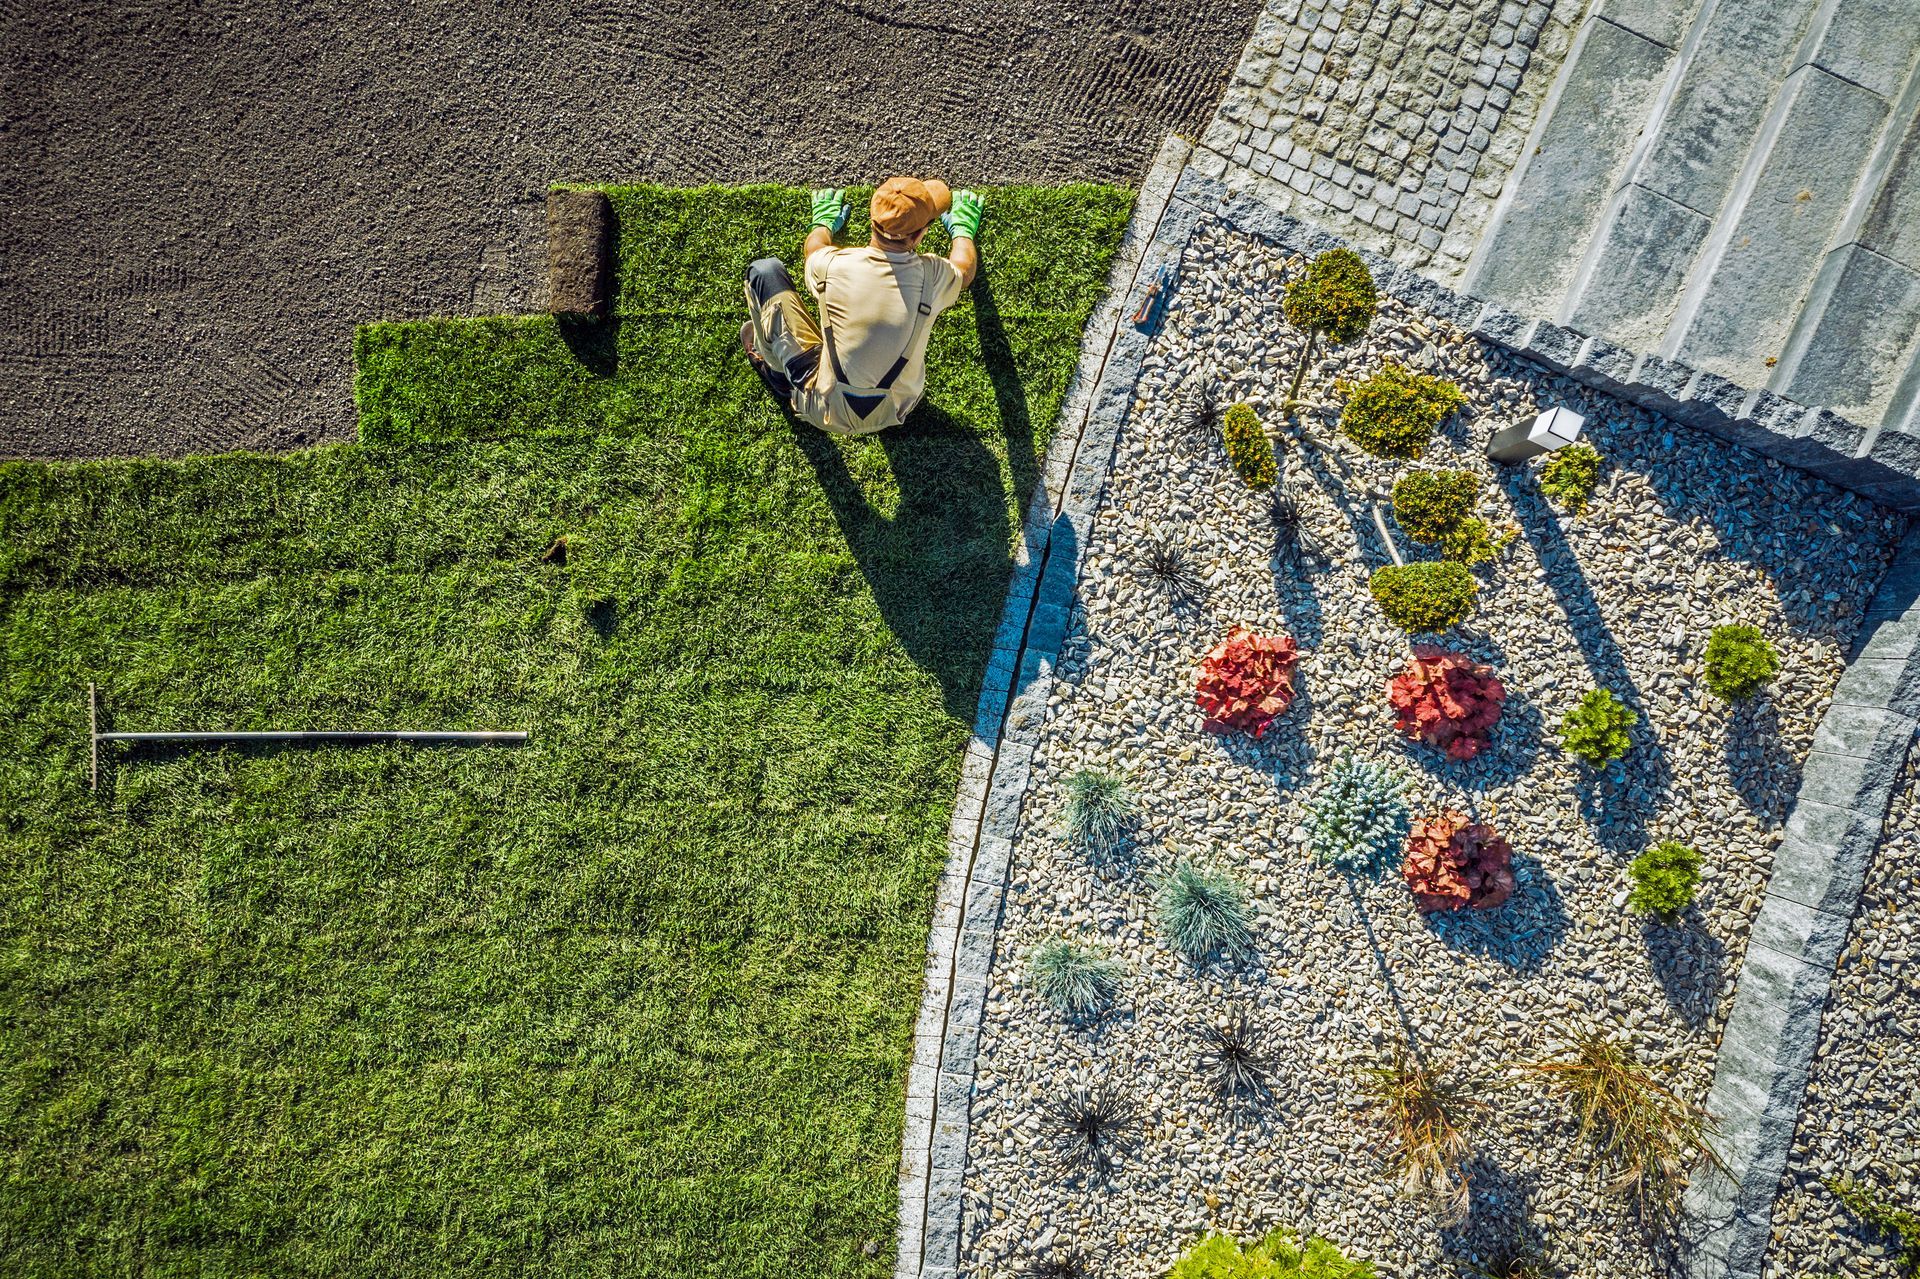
546, 189, 611, 318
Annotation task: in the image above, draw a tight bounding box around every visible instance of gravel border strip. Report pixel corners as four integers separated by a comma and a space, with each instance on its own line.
1170, 161, 1920, 511
896, 134, 1201, 1279
1680, 525, 1920, 1279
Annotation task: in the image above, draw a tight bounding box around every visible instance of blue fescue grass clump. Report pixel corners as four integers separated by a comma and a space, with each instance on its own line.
1158, 861, 1255, 960
1028, 938, 1126, 1015
1061, 767, 1138, 860
1304, 754, 1411, 878
0, 182, 1131, 1279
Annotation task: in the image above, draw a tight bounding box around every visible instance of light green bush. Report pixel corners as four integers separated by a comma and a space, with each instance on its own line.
1339, 363, 1466, 460
1170, 1228, 1377, 1279
1627, 842, 1702, 922
1703, 624, 1780, 701
1369, 561, 1478, 632
1538, 443, 1602, 514
1223, 402, 1278, 490
1391, 469, 1496, 564
1560, 688, 1636, 767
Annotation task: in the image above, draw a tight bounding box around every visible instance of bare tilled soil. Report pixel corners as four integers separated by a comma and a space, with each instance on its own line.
0, 0, 1256, 459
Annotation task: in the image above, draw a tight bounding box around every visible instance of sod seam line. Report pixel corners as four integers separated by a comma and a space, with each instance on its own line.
899, 135, 1195, 1279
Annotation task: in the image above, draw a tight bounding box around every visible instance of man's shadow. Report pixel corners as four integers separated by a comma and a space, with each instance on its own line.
786, 273, 1042, 721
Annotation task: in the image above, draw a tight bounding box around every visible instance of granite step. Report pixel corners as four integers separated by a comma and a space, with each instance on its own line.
1459, 0, 1690, 316
1559, 0, 1822, 350
1772, 51, 1920, 432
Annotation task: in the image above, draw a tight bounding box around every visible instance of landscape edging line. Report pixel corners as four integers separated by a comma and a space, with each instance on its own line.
895, 134, 1198, 1279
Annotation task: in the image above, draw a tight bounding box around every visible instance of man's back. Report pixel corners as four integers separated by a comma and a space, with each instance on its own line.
805, 245, 964, 411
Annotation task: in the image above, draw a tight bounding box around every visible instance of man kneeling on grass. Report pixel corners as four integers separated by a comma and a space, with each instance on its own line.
743, 177, 983, 435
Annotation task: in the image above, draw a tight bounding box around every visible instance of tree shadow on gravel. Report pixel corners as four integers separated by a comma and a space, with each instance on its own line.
1726, 694, 1800, 826
1421, 852, 1569, 975
1496, 467, 1673, 856
1641, 908, 1727, 1029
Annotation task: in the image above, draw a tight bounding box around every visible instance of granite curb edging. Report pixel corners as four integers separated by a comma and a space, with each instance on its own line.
1679, 523, 1920, 1279
1174, 161, 1920, 511
894, 134, 1201, 1279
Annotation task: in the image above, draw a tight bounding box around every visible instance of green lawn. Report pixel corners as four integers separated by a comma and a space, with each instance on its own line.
0, 184, 1129, 1277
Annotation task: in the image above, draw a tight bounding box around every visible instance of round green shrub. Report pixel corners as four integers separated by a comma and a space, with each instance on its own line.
1172, 1227, 1377, 1279
1560, 688, 1636, 767
1391, 469, 1496, 564
1283, 249, 1379, 345
1222, 402, 1278, 490
1369, 561, 1478, 632
1627, 841, 1702, 922
1028, 938, 1126, 1014
1339, 363, 1466, 460
1703, 624, 1780, 701
1538, 443, 1602, 514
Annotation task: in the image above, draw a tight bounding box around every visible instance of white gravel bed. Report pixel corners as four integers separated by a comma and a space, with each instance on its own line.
1763, 746, 1920, 1279
957, 220, 1905, 1278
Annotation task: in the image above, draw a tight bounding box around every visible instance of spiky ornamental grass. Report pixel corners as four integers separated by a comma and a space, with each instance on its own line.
1360, 1041, 1487, 1225
1524, 1028, 1725, 1239
1270, 491, 1313, 570
1043, 1081, 1137, 1183
1158, 861, 1255, 961
1027, 939, 1125, 1016
1304, 754, 1411, 878
1195, 1015, 1274, 1101
1139, 532, 1204, 607
1061, 768, 1139, 860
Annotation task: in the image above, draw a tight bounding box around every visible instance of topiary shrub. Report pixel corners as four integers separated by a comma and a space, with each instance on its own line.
1560, 688, 1636, 767
1159, 861, 1255, 961
1370, 561, 1478, 632
1222, 402, 1278, 490
1171, 1228, 1377, 1279
1403, 811, 1515, 913
1028, 938, 1126, 1015
1391, 469, 1496, 564
1538, 443, 1602, 514
1703, 624, 1780, 701
1388, 648, 1506, 760
1283, 249, 1379, 406
1304, 754, 1410, 878
1060, 768, 1137, 861
1338, 363, 1466, 460
1627, 842, 1702, 922
1196, 625, 1300, 738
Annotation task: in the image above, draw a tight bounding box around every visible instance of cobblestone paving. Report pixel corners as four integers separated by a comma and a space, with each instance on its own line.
1194, 0, 1587, 280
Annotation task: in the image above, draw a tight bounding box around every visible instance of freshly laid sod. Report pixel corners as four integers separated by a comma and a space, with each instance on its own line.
0, 184, 1129, 1277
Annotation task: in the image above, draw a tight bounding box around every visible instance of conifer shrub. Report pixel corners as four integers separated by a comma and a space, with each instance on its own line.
1627, 842, 1702, 922
1391, 469, 1496, 564
1304, 754, 1410, 878
1403, 811, 1515, 913
1538, 443, 1602, 514
1338, 363, 1466, 460
1171, 1228, 1377, 1279
1370, 561, 1478, 632
1222, 402, 1278, 490
1283, 249, 1379, 406
1028, 938, 1126, 1015
1703, 624, 1780, 701
1388, 649, 1506, 760
1196, 625, 1300, 739
1159, 861, 1255, 961
1559, 688, 1636, 767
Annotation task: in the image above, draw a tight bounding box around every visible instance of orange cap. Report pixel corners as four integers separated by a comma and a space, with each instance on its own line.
870, 177, 953, 241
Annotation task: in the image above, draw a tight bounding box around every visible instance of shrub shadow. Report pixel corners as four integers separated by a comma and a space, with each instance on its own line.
1726, 694, 1800, 826
1421, 852, 1568, 974
1443, 1158, 1551, 1277
1641, 907, 1727, 1030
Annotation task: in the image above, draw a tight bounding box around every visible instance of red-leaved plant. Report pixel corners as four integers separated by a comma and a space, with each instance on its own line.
1388, 648, 1506, 760
1196, 625, 1300, 739
1403, 811, 1515, 913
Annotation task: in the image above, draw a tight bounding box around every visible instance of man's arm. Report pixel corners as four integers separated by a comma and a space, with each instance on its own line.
805, 226, 835, 259
944, 189, 984, 289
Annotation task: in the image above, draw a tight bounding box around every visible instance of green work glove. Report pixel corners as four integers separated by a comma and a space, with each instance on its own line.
809, 188, 850, 235
942, 189, 984, 241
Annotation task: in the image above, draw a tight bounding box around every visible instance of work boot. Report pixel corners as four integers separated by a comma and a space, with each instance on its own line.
741, 322, 793, 401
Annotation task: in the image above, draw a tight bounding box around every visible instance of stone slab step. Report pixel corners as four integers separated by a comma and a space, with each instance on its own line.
1669, 65, 1893, 387
1460, 7, 1681, 315
1774, 55, 1920, 427
1561, 0, 1821, 350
